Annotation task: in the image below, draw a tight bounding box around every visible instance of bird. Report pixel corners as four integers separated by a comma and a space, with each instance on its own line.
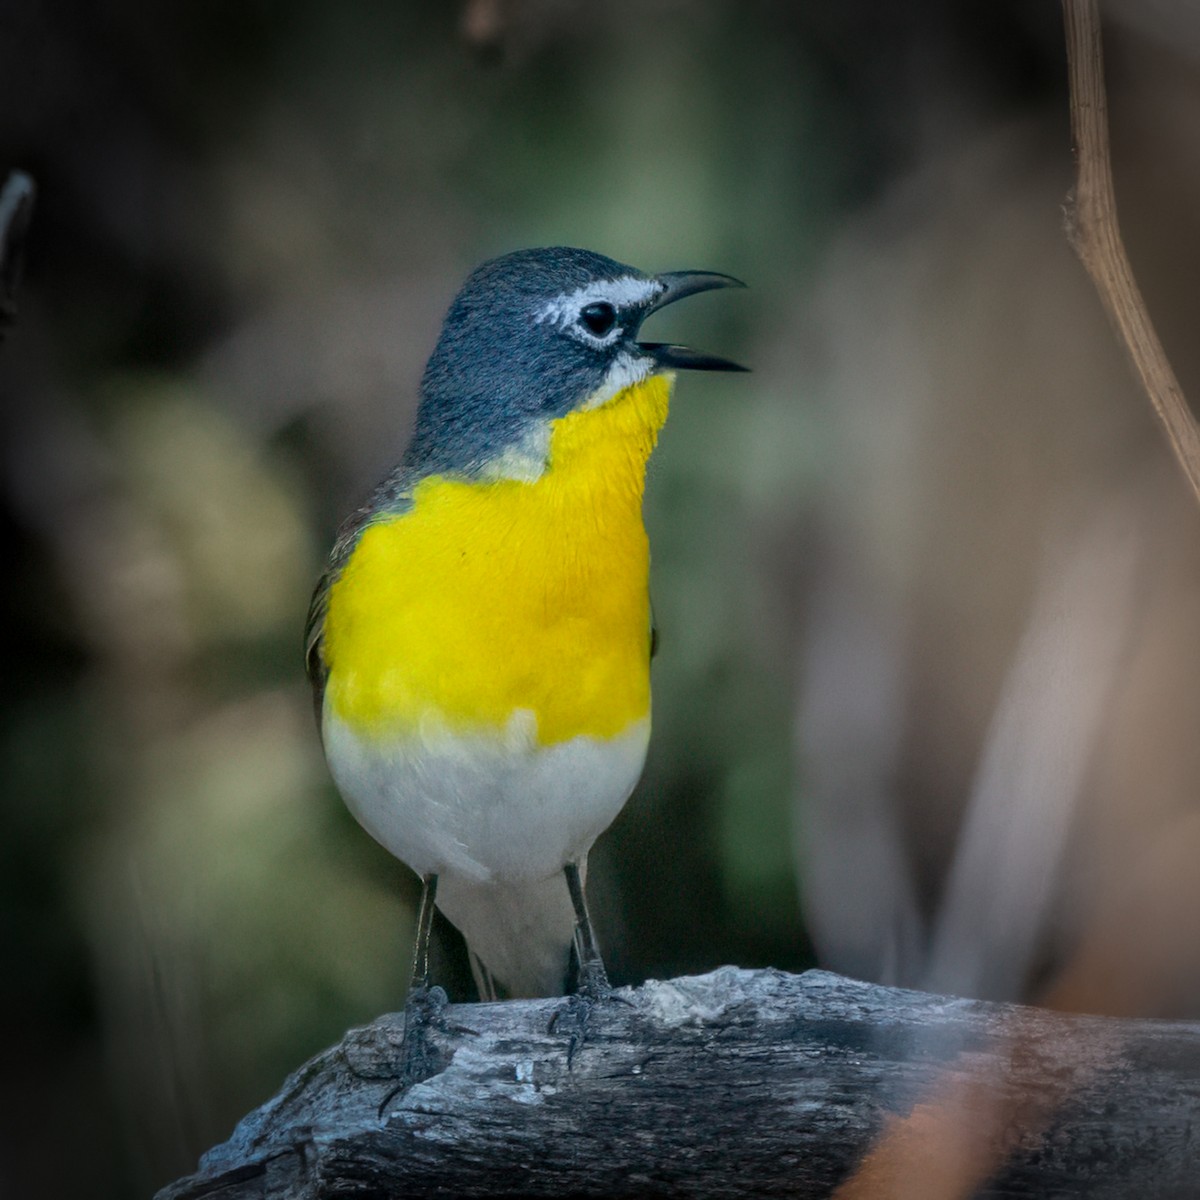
305, 246, 745, 1003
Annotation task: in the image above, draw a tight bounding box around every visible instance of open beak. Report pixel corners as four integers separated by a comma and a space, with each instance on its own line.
637, 270, 749, 372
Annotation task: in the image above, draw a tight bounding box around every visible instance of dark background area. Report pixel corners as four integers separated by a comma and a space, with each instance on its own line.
5, 2, 1200, 1196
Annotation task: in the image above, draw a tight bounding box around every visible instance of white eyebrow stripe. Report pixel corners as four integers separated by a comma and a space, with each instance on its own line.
534, 275, 663, 328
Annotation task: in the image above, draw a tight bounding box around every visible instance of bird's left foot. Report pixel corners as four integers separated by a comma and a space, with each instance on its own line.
554, 861, 629, 1064
549, 992, 596, 1068
576, 957, 612, 1002
550, 961, 631, 1067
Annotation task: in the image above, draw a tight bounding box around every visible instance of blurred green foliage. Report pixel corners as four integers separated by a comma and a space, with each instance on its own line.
0, 1, 1062, 1195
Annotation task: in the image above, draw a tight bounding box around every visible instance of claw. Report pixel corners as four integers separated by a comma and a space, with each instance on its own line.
549, 980, 632, 1068
576, 957, 611, 1002
377, 984, 449, 1116
549, 991, 594, 1069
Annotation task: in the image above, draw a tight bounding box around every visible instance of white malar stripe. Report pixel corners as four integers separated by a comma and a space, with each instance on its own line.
582, 350, 657, 410
534, 275, 664, 331
476, 416, 551, 482
323, 709, 651, 884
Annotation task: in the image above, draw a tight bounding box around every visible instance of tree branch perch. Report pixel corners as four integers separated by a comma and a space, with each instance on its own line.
157, 968, 1200, 1199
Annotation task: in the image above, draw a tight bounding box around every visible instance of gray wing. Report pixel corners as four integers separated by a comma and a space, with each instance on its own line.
304, 468, 418, 727
304, 568, 334, 723
303, 503, 380, 726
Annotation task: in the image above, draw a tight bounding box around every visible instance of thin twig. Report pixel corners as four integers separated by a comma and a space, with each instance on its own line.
1061, 0, 1200, 506
0, 169, 36, 342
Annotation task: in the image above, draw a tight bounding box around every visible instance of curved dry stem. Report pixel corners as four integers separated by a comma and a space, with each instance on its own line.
1061, 0, 1200, 506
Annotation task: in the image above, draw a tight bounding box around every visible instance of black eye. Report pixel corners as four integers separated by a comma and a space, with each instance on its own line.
579, 301, 617, 337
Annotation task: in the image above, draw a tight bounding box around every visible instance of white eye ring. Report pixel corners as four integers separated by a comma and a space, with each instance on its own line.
579, 301, 617, 337
569, 302, 622, 348
534, 274, 662, 347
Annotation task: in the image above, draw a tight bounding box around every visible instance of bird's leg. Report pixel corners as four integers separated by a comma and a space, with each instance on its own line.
409, 871, 439, 994
380, 873, 446, 1115
564, 860, 611, 999
550, 859, 622, 1067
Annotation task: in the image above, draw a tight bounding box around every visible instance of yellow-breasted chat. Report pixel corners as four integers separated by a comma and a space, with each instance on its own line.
306, 247, 745, 1004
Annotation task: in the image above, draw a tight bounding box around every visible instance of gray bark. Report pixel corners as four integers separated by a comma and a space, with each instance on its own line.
157, 967, 1200, 1199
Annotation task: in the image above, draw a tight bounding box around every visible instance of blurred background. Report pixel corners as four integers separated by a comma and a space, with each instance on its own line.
5, 1, 1200, 1195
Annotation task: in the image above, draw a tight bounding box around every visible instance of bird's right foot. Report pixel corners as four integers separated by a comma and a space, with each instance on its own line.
378, 984, 449, 1115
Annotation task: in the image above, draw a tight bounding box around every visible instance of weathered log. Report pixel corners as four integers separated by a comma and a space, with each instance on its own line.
157, 968, 1200, 1199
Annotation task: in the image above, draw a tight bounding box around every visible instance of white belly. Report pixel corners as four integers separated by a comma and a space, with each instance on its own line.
322, 709, 650, 884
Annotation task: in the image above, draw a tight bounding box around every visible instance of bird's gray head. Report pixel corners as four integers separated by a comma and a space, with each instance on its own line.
405, 247, 745, 478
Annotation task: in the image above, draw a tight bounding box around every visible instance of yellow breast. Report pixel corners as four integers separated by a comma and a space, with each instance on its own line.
322, 375, 671, 746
